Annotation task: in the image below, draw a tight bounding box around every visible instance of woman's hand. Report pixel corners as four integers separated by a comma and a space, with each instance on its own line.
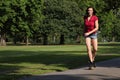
84, 32, 90, 37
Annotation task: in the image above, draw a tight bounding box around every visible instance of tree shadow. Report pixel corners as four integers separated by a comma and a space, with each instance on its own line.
19, 74, 120, 80
0, 50, 119, 68
0, 64, 26, 80
98, 47, 120, 54
98, 43, 120, 46
0, 50, 88, 69
95, 57, 120, 68
0, 74, 30, 80
96, 45, 120, 68
0, 64, 24, 75
0, 50, 120, 80
0, 50, 87, 79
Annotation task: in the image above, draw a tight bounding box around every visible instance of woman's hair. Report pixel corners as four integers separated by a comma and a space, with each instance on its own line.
85, 7, 97, 17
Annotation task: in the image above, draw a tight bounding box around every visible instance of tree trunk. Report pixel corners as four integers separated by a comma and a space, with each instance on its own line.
0, 33, 6, 46
33, 35, 37, 44
59, 34, 65, 44
26, 36, 29, 46
76, 35, 80, 43
112, 37, 115, 42
43, 34, 48, 45
53, 35, 56, 44
13, 35, 17, 45
13, 38, 17, 45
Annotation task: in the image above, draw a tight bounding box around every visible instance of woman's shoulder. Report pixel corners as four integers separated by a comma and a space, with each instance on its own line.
93, 15, 98, 18
92, 15, 98, 20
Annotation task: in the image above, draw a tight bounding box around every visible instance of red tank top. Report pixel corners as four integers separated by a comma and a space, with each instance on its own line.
84, 15, 98, 34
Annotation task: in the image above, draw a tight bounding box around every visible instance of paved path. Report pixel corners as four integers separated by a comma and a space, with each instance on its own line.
20, 58, 120, 80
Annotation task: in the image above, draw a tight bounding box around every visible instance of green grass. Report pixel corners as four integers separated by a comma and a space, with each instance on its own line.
0, 42, 120, 80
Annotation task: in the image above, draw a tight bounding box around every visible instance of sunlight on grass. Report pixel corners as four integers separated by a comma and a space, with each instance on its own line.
0, 45, 86, 52
0, 42, 120, 80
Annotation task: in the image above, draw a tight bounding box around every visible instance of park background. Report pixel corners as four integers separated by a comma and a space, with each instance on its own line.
0, 0, 120, 80
0, 0, 120, 46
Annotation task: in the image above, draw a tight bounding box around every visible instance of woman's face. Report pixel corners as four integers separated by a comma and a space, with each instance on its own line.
88, 8, 93, 16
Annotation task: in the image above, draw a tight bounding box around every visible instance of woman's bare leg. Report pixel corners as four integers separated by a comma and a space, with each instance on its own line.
91, 38, 98, 61
85, 37, 93, 62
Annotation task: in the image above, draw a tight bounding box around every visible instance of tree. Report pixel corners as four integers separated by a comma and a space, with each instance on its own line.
100, 10, 118, 42
1, 0, 120, 45
25, 0, 44, 44
43, 0, 81, 44
0, 0, 16, 46
104, 0, 120, 11
9, 0, 44, 45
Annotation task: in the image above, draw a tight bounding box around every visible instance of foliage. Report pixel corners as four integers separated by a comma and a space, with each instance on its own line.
0, 0, 120, 45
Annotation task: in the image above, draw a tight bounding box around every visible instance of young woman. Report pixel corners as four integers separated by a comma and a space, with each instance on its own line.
84, 7, 99, 70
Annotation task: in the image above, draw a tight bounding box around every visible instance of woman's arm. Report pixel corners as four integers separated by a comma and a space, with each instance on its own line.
84, 20, 99, 36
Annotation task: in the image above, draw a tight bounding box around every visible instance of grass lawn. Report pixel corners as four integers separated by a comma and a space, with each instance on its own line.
0, 42, 120, 80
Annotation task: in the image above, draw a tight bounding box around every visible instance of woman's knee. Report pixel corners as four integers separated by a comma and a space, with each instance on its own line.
93, 48, 97, 52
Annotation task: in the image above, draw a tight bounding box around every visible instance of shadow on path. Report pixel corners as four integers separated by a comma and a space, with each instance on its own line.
20, 73, 120, 80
